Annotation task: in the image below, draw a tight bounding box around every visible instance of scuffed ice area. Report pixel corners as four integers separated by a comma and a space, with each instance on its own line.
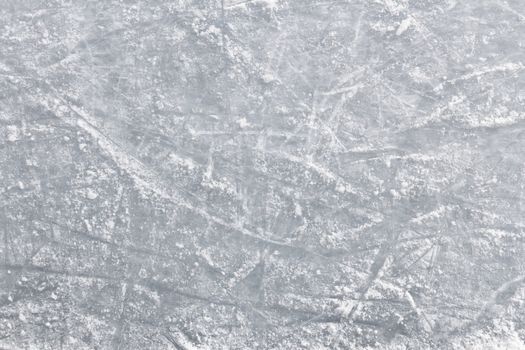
1, 0, 525, 348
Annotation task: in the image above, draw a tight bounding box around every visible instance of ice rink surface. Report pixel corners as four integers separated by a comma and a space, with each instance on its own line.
1, 0, 525, 348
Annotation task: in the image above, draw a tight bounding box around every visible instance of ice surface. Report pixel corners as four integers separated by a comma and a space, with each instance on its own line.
1, 0, 525, 349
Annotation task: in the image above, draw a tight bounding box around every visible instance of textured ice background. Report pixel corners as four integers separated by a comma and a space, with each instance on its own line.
1, 0, 525, 349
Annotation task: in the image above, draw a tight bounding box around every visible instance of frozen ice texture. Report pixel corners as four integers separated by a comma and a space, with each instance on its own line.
1, 0, 525, 349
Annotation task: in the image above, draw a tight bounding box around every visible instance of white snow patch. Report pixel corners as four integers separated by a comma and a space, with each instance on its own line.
169, 153, 197, 170
206, 25, 221, 36
237, 117, 250, 129
261, 0, 280, 10
6, 125, 20, 142
451, 325, 525, 350
376, 0, 408, 15
396, 17, 413, 36
86, 188, 98, 200
410, 205, 450, 224
261, 71, 277, 83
